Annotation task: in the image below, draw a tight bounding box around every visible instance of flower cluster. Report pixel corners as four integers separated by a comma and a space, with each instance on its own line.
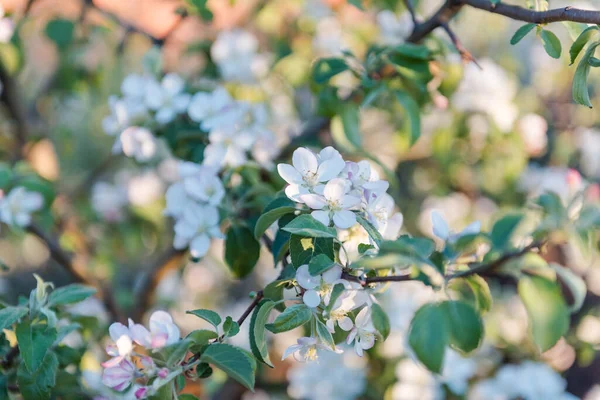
164, 161, 225, 259
278, 146, 402, 235
0, 186, 43, 228
101, 311, 181, 398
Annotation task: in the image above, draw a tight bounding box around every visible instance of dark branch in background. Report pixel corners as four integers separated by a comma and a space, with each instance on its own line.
441, 22, 480, 68
132, 248, 186, 321
25, 224, 122, 322
0, 62, 28, 163
402, 0, 419, 26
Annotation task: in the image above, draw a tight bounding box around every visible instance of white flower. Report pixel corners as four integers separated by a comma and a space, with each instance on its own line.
377, 11, 414, 45
278, 147, 345, 201
91, 182, 128, 222
187, 87, 244, 131
102, 358, 135, 392
103, 323, 134, 368
0, 187, 43, 227
128, 311, 180, 350
102, 96, 148, 136
181, 169, 225, 206
365, 193, 397, 235
0, 4, 14, 43
203, 127, 256, 168
325, 288, 366, 333
112, 126, 157, 162
431, 210, 480, 243
211, 29, 266, 82
296, 264, 343, 308
383, 212, 404, 240
282, 337, 337, 362
346, 307, 376, 356
173, 203, 223, 258
301, 178, 361, 229
144, 73, 191, 124
121, 74, 149, 100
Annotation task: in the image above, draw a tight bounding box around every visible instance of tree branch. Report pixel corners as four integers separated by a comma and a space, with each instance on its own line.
0, 61, 28, 162
25, 223, 123, 322
462, 0, 600, 24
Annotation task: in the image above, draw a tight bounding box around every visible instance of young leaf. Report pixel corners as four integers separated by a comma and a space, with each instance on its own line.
371, 303, 391, 340
289, 235, 335, 269
331, 103, 362, 152
200, 343, 256, 391
308, 254, 336, 276
394, 91, 421, 145
250, 300, 276, 367
313, 58, 348, 84
254, 197, 297, 240
315, 318, 336, 350
570, 26, 599, 64
443, 301, 483, 354
518, 275, 569, 352
223, 316, 240, 337
550, 263, 586, 313
266, 304, 313, 333
510, 23, 536, 45
225, 225, 261, 279
356, 215, 383, 247
540, 29, 562, 59
408, 303, 450, 373
17, 351, 58, 400
490, 213, 523, 250
282, 215, 337, 238
463, 275, 493, 313
162, 338, 193, 366
186, 309, 222, 331
186, 329, 218, 352
46, 284, 96, 307
573, 41, 600, 107
0, 306, 28, 331
16, 322, 57, 373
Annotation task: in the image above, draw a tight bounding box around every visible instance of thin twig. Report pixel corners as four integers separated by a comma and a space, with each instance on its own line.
441, 22, 480, 68
403, 0, 419, 26
25, 224, 123, 322
0, 61, 28, 163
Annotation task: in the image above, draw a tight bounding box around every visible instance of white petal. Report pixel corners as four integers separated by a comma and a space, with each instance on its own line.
316, 158, 345, 182
285, 184, 308, 202
301, 194, 327, 209
460, 221, 481, 236
282, 344, 302, 360
431, 210, 450, 240
338, 316, 354, 331
292, 148, 318, 176
296, 265, 319, 289
190, 234, 211, 258
323, 178, 347, 201
109, 323, 130, 343
360, 333, 375, 350
311, 210, 331, 227
303, 290, 321, 308
355, 306, 371, 327
322, 265, 342, 283
333, 210, 356, 229
277, 163, 303, 184
155, 107, 175, 124
341, 195, 361, 209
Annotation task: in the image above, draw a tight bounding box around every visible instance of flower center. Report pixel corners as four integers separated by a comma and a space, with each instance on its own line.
328, 199, 342, 212
305, 346, 318, 361
302, 171, 318, 187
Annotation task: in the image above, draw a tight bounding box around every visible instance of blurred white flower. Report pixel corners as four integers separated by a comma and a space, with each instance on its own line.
0, 4, 14, 43
431, 210, 480, 243
346, 307, 376, 356
91, 182, 128, 222
173, 203, 223, 258
577, 127, 600, 178
187, 87, 244, 131
103, 323, 134, 368
391, 358, 443, 400
112, 126, 157, 162
211, 29, 268, 82
145, 73, 191, 124
0, 187, 43, 227
377, 11, 414, 45
126, 172, 164, 206
102, 96, 148, 136
517, 113, 548, 157
313, 17, 346, 56
102, 358, 135, 392
203, 126, 256, 168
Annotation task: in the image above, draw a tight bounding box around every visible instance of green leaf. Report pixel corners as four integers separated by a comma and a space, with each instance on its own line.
356, 215, 383, 246
200, 343, 256, 391
308, 254, 336, 276
250, 300, 276, 367
186, 329, 218, 352
225, 225, 261, 279
550, 264, 586, 313
540, 29, 562, 59
331, 103, 362, 152
254, 197, 297, 240
490, 213, 523, 250
348, 0, 364, 10
518, 275, 569, 352
463, 275, 493, 313
184, 0, 213, 21
47, 284, 96, 307
266, 304, 313, 333
289, 235, 335, 269
186, 309, 222, 330
325, 283, 346, 315
563, 22, 587, 40
315, 318, 335, 350
17, 351, 58, 400
589, 56, 600, 67
510, 23, 536, 45
223, 317, 240, 337
371, 303, 391, 340
16, 322, 57, 373
162, 338, 193, 366
570, 26, 600, 64
45, 19, 75, 50
573, 41, 600, 107
391, 43, 432, 60
394, 91, 421, 145
282, 214, 337, 238
408, 303, 449, 373
313, 57, 348, 84
0, 306, 28, 331
442, 301, 483, 354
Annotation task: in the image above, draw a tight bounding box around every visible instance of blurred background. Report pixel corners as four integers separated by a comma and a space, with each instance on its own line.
1, 0, 600, 399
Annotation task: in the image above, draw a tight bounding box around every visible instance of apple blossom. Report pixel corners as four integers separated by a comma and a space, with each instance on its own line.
103, 322, 133, 368
127, 311, 181, 349
203, 126, 256, 168
102, 358, 136, 391
431, 210, 481, 243
282, 337, 338, 362
173, 203, 223, 258
301, 178, 361, 229
346, 307, 376, 356
295, 264, 344, 308
144, 73, 191, 124
0, 186, 43, 227
187, 87, 244, 131
112, 126, 158, 162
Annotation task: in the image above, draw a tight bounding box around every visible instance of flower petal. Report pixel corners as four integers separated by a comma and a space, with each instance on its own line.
292, 147, 318, 176
333, 210, 356, 229
277, 163, 303, 184
311, 210, 331, 227
303, 290, 321, 308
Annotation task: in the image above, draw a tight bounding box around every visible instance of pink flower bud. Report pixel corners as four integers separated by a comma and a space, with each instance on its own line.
135, 387, 149, 399
158, 368, 169, 379
102, 359, 135, 392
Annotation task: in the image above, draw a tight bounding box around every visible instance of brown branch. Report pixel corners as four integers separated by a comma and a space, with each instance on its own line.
403, 0, 419, 26
0, 61, 28, 163
25, 224, 123, 322
132, 248, 186, 321
441, 22, 480, 67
